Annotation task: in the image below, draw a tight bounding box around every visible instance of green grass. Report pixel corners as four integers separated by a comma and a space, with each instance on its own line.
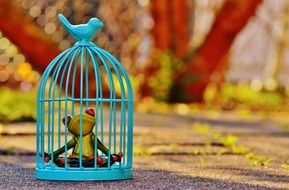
245, 153, 273, 167
0, 87, 36, 122
224, 83, 281, 106
192, 122, 276, 167
281, 163, 289, 170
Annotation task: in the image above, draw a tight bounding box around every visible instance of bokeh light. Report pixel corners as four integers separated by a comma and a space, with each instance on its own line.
29, 5, 41, 17
0, 38, 10, 50
250, 79, 262, 92
0, 70, 9, 82
0, 32, 40, 90
0, 0, 289, 113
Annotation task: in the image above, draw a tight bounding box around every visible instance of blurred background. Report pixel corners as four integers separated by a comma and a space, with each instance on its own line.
0, 0, 289, 123
1, 1, 289, 187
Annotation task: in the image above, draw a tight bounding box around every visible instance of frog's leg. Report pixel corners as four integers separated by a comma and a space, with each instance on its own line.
45, 138, 76, 166
91, 134, 122, 167
97, 138, 109, 155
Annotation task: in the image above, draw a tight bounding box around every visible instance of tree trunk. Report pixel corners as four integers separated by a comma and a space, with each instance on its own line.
170, 0, 263, 103
0, 1, 112, 97
151, 0, 190, 58
171, 0, 190, 58
141, 0, 190, 99
0, 0, 60, 72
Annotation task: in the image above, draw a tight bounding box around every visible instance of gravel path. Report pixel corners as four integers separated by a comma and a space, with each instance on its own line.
0, 156, 286, 190
0, 112, 288, 189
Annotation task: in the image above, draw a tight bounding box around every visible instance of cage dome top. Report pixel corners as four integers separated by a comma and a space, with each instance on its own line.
38, 14, 133, 100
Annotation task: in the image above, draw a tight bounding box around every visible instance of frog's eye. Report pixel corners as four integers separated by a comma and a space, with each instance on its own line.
86, 108, 95, 117
62, 115, 71, 125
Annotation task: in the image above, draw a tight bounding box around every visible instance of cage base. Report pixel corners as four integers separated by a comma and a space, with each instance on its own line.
35, 167, 133, 181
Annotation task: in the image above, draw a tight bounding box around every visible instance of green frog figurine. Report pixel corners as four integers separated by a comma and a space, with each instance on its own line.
44, 108, 123, 167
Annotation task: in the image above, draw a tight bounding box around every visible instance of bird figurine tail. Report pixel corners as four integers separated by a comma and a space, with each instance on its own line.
58, 14, 71, 31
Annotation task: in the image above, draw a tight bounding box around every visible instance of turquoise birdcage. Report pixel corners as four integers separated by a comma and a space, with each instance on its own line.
35, 14, 134, 181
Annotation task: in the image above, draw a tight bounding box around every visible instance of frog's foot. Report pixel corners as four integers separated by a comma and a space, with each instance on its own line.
39, 152, 52, 163
54, 157, 65, 167
98, 152, 123, 167
111, 152, 123, 162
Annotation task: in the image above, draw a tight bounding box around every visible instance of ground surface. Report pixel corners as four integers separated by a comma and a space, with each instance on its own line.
0, 112, 288, 190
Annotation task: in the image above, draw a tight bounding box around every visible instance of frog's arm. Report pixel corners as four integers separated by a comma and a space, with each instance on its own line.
51, 138, 76, 160
91, 134, 109, 155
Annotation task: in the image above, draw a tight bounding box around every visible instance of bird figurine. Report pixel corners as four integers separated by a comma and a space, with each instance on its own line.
58, 14, 103, 41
